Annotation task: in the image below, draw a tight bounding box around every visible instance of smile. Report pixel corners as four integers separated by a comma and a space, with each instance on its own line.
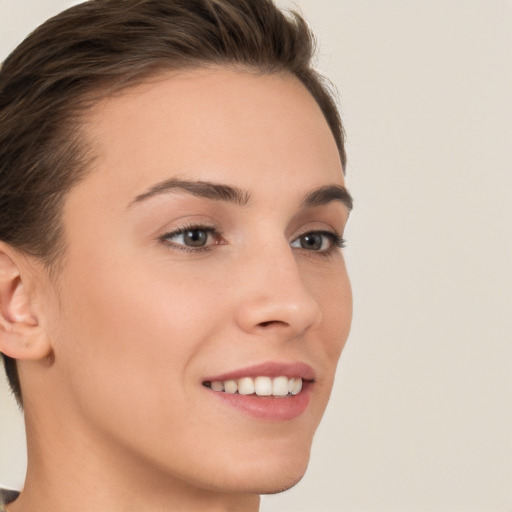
204, 376, 303, 397
201, 362, 314, 420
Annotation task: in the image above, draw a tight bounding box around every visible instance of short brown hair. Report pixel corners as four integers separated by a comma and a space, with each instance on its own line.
0, 0, 346, 407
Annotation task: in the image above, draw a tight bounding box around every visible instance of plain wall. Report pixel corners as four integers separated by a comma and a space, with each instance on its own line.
1, 1, 511, 511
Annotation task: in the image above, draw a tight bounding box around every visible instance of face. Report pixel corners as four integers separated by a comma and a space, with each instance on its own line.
41, 68, 352, 495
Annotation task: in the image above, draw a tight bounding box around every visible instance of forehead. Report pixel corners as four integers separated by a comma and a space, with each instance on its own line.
75, 67, 344, 206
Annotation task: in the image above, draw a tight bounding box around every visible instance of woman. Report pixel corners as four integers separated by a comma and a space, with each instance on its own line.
0, 0, 352, 510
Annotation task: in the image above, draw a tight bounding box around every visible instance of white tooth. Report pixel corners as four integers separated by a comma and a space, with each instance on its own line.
288, 378, 296, 394
210, 381, 224, 392
272, 376, 289, 396
291, 378, 303, 395
254, 376, 272, 396
238, 377, 255, 395
224, 380, 238, 394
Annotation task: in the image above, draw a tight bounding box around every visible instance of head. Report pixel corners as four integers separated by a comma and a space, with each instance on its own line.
0, 0, 351, 500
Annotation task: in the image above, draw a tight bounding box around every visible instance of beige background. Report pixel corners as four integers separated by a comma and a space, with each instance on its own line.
1, 1, 511, 510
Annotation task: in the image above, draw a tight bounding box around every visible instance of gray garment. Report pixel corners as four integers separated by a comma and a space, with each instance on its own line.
0, 489, 19, 511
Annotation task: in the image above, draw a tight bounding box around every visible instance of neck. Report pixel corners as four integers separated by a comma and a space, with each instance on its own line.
10, 409, 260, 512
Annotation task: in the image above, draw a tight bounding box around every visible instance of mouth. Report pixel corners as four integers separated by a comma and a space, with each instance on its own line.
203, 375, 305, 397
201, 362, 315, 421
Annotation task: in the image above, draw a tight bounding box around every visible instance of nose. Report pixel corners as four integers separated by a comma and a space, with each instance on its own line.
234, 242, 322, 338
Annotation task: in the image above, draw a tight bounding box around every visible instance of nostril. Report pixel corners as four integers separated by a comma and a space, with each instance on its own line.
258, 320, 288, 328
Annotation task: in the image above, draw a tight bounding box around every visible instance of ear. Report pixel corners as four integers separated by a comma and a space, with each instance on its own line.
0, 243, 52, 360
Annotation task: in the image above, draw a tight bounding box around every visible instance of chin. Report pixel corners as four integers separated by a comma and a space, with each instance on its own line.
258, 471, 307, 496
218, 467, 308, 497
242, 463, 309, 496
209, 444, 311, 496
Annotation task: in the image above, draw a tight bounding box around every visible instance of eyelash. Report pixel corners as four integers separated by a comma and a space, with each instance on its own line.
159, 224, 346, 255
159, 223, 221, 254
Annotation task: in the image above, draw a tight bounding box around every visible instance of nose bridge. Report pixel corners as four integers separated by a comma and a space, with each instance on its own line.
235, 235, 322, 336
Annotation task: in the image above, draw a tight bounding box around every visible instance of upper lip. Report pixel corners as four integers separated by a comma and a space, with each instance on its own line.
203, 361, 316, 383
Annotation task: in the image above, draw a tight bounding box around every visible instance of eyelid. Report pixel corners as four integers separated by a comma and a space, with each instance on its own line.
157, 222, 346, 255
158, 223, 223, 253
290, 229, 346, 252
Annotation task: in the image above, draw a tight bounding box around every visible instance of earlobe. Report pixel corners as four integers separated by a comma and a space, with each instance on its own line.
0, 246, 52, 360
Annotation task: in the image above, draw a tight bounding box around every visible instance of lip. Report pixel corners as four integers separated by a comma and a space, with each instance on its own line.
202, 361, 315, 421
203, 361, 316, 383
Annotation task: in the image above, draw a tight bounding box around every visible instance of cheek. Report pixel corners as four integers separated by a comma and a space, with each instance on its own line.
309, 259, 352, 357
300, 259, 352, 414
51, 250, 224, 424
327, 278, 352, 359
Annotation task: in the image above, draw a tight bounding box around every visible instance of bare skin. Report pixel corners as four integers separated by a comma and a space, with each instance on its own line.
0, 68, 352, 512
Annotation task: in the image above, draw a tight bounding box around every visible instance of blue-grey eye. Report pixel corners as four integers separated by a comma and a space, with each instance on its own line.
177, 229, 209, 247
299, 233, 323, 250
160, 224, 222, 252
290, 231, 345, 252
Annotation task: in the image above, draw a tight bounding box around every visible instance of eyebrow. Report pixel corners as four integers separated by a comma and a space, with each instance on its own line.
128, 178, 250, 207
301, 184, 353, 212
128, 178, 353, 212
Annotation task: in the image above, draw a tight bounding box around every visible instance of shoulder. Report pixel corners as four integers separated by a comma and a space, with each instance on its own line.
0, 489, 20, 511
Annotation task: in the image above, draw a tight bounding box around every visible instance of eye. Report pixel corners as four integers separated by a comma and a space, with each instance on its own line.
290, 231, 345, 252
174, 228, 209, 247
160, 225, 222, 252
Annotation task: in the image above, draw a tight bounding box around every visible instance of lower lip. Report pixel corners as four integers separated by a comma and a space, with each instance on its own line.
206, 382, 312, 421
